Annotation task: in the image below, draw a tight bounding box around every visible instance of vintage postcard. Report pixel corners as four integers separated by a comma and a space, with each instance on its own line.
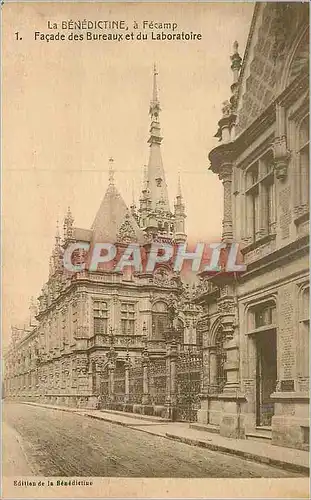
1, 1, 310, 499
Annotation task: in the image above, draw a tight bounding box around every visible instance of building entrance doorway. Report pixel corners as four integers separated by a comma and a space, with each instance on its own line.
256, 329, 277, 427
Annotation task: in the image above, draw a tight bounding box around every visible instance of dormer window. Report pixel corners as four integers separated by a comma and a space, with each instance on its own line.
156, 177, 162, 187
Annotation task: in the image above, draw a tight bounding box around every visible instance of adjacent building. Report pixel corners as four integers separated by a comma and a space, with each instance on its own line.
195, 2, 309, 450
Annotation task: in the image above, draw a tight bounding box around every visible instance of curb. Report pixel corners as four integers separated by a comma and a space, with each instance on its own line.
165, 433, 310, 475
21, 402, 168, 435
100, 408, 169, 423
21, 402, 132, 427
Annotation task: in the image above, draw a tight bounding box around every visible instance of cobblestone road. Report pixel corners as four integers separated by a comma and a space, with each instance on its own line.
2, 403, 303, 478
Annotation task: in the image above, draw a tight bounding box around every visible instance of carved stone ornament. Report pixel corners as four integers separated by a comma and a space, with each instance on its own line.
117, 213, 137, 243
144, 232, 155, 244
272, 135, 291, 180
217, 299, 235, 315
76, 357, 89, 375
194, 277, 217, 298
153, 267, 170, 285
222, 100, 232, 118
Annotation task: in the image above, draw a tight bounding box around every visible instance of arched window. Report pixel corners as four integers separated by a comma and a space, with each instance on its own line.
298, 116, 309, 210
215, 329, 226, 393
152, 301, 169, 340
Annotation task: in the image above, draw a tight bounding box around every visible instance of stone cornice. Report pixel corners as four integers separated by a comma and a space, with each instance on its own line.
235, 102, 276, 152
234, 133, 274, 171
238, 235, 309, 282
270, 391, 309, 402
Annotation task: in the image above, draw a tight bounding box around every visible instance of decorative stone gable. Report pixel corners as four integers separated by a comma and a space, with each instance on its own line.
116, 213, 138, 244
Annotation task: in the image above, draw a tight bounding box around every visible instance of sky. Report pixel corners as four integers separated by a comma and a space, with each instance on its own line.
2, 2, 254, 344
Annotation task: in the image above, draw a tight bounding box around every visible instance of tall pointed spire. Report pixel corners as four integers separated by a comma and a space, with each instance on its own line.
148, 63, 161, 143
174, 172, 187, 243
145, 64, 170, 212
177, 172, 182, 198
108, 157, 115, 186
55, 219, 61, 245
52, 220, 63, 273
131, 182, 135, 205
142, 164, 148, 192
63, 206, 74, 242
152, 63, 159, 102
130, 182, 139, 223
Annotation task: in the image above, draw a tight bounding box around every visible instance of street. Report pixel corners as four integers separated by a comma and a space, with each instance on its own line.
2, 402, 304, 478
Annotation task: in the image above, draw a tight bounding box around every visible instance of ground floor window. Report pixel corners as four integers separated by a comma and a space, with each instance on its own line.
152, 301, 169, 340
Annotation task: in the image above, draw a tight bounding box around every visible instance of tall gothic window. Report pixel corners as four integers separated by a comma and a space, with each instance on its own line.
121, 303, 135, 335
93, 300, 108, 335
215, 329, 226, 393
152, 301, 169, 340
298, 115, 309, 210
245, 153, 275, 244
246, 162, 259, 243
298, 286, 309, 379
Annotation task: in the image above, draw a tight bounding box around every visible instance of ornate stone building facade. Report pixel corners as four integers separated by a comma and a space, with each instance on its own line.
195, 3, 309, 450
3, 67, 202, 415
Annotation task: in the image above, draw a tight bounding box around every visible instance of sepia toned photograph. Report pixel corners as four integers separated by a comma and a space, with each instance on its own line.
1, 1, 310, 498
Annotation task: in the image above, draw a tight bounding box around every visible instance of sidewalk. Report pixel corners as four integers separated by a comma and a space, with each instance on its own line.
2, 422, 34, 476
22, 402, 309, 474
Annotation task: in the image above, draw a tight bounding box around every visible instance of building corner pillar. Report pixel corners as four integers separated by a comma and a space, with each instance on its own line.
219, 163, 234, 242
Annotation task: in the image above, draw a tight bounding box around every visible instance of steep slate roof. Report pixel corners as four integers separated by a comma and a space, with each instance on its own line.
90, 182, 145, 244
73, 228, 92, 242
